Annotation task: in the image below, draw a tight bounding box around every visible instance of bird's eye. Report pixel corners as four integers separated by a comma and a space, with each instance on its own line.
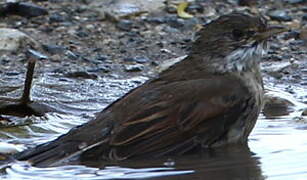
232, 29, 244, 39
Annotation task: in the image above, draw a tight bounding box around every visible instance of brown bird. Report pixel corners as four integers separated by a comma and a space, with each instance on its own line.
15, 13, 286, 167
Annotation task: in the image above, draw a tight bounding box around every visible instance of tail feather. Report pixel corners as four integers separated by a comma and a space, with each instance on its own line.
15, 139, 109, 167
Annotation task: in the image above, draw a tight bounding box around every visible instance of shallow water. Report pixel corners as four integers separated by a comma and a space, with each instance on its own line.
0, 72, 306, 180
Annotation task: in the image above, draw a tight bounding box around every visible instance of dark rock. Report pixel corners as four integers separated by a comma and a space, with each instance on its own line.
186, 3, 204, 13
302, 14, 307, 21
145, 17, 166, 24
165, 6, 177, 13
124, 56, 150, 63
116, 20, 133, 31
267, 10, 292, 22
65, 71, 98, 79
49, 13, 67, 23
125, 64, 144, 72
1, 2, 48, 18
238, 0, 258, 6
263, 94, 295, 118
165, 16, 185, 28
284, 0, 306, 4
76, 31, 89, 38
5, 72, 20, 76
96, 54, 108, 61
283, 30, 300, 40
42, 44, 66, 54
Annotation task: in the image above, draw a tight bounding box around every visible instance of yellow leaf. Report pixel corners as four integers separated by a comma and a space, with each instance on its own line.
177, 2, 193, 19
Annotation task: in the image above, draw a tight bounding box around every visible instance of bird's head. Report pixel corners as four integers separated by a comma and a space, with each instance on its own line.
192, 13, 287, 72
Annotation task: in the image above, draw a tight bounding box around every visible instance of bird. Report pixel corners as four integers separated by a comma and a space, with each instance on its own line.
15, 12, 286, 167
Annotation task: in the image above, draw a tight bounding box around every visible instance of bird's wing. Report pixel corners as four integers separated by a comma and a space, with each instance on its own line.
104, 77, 256, 159
16, 76, 257, 166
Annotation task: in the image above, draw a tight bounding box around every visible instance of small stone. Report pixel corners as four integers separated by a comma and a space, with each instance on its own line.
125, 64, 144, 72
302, 108, 307, 116
116, 19, 133, 31
42, 44, 66, 54
65, 71, 98, 79
186, 3, 204, 13
283, 30, 300, 40
263, 93, 295, 117
238, 0, 258, 6
284, 0, 306, 4
302, 14, 307, 21
165, 16, 185, 28
49, 13, 66, 23
299, 28, 307, 40
76, 31, 89, 38
268, 10, 292, 22
3, 2, 48, 18
124, 56, 150, 63
0, 28, 38, 51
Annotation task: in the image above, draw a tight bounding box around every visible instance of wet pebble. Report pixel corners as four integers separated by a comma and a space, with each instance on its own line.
0, 28, 38, 51
267, 10, 292, 22
116, 20, 133, 31
263, 94, 295, 117
1, 2, 48, 18
282, 30, 300, 40
186, 3, 204, 13
65, 71, 98, 79
5, 72, 20, 76
124, 56, 150, 63
238, 0, 258, 6
42, 44, 66, 54
49, 13, 67, 23
165, 16, 185, 28
284, 0, 306, 4
299, 28, 307, 40
124, 64, 144, 72
302, 108, 307, 116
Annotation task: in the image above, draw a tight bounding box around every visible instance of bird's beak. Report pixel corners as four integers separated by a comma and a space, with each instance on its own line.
255, 25, 288, 41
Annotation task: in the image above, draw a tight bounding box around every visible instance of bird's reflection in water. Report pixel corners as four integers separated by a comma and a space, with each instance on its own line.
79, 145, 265, 180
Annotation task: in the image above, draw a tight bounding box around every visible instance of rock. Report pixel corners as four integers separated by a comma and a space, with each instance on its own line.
302, 108, 307, 116
263, 93, 295, 118
124, 56, 150, 63
49, 13, 67, 23
299, 28, 307, 40
0, 2, 48, 18
267, 10, 292, 22
186, 3, 204, 13
238, 0, 258, 6
0, 28, 38, 52
302, 14, 307, 21
116, 19, 133, 31
124, 64, 144, 72
283, 0, 306, 4
89, 0, 165, 20
283, 30, 300, 40
42, 44, 66, 54
65, 71, 98, 79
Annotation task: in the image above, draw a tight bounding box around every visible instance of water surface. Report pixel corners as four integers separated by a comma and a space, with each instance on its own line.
0, 72, 306, 180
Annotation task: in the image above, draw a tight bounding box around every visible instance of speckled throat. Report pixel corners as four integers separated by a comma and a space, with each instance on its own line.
215, 42, 267, 73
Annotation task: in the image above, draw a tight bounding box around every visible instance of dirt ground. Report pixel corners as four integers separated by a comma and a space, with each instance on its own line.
0, 0, 307, 112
